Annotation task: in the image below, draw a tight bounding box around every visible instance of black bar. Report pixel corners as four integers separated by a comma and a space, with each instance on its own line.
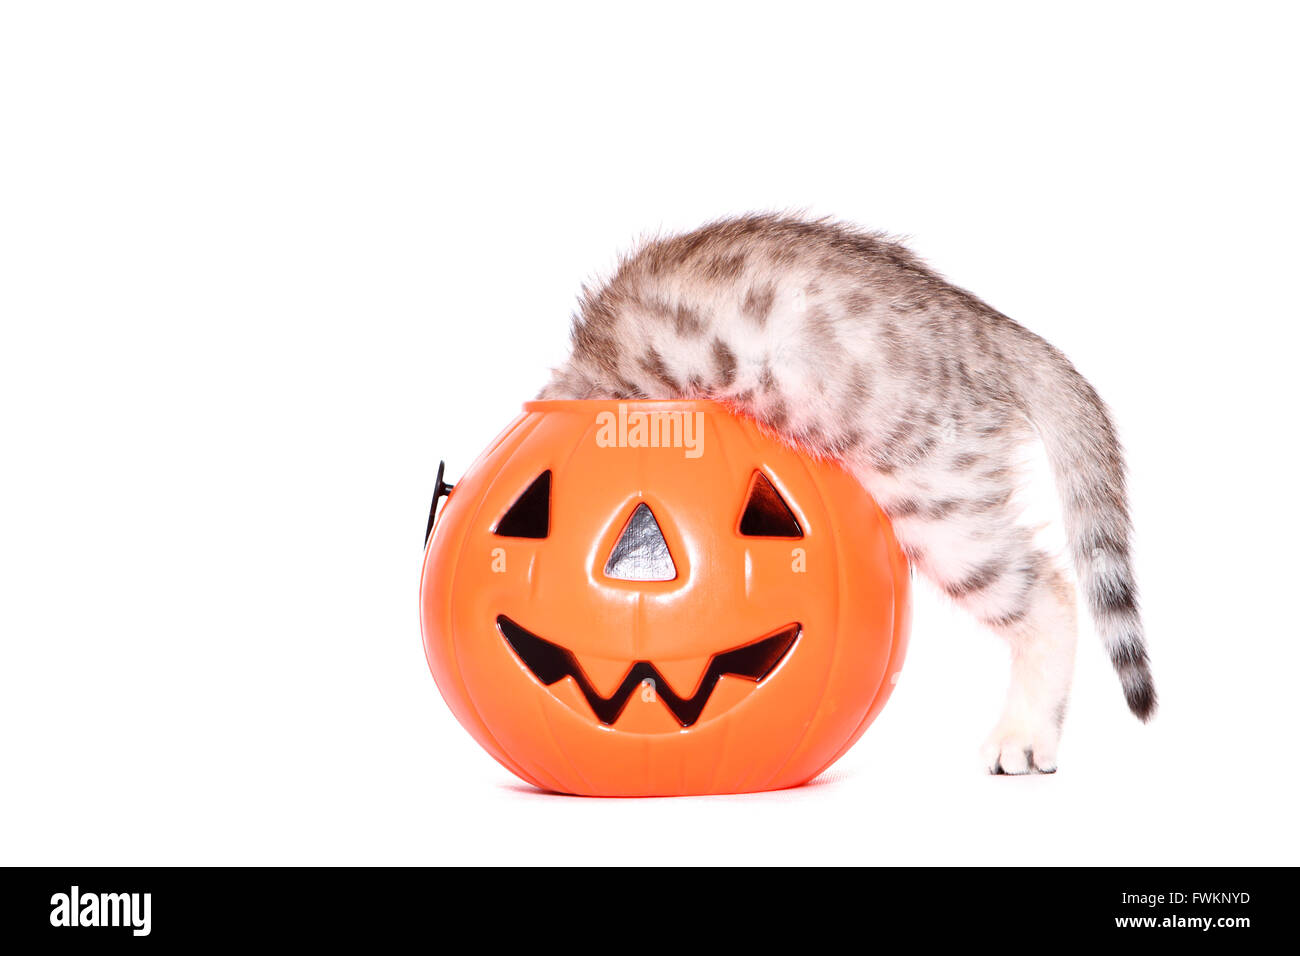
1, 866, 1283, 943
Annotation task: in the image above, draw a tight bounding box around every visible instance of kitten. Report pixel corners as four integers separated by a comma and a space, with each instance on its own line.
539, 214, 1154, 774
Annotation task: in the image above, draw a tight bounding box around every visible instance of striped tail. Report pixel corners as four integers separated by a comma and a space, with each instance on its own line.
1005, 326, 1157, 720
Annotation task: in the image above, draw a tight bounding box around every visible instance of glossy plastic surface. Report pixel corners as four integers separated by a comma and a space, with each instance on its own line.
420, 400, 911, 796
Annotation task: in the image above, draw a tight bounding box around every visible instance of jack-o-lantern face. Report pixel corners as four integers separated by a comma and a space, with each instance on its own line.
492, 467, 806, 728
421, 400, 910, 796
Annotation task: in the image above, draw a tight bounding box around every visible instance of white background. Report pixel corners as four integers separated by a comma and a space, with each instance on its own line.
2, 2, 1297, 865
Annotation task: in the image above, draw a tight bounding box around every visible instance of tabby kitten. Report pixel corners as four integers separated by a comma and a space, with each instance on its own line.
539, 214, 1154, 774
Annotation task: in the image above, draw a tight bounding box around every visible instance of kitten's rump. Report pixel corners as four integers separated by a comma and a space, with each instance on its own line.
541, 214, 1155, 734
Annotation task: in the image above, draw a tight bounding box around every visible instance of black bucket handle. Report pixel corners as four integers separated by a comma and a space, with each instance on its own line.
424, 460, 455, 545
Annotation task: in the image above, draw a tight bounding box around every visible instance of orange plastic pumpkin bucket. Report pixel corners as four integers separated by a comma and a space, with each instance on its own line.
420, 400, 910, 795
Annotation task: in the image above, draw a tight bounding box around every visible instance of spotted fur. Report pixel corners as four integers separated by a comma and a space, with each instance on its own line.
540, 214, 1155, 773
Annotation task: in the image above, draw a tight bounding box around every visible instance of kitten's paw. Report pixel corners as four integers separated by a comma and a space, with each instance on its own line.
981, 722, 1059, 775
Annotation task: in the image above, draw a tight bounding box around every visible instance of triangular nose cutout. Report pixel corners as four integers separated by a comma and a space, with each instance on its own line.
604, 503, 676, 582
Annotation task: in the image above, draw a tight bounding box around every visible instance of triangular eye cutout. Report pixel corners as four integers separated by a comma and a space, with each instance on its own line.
739, 471, 803, 538
493, 471, 551, 538
604, 503, 676, 581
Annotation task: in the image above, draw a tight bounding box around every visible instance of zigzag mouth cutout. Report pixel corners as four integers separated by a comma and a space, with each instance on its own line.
497, 615, 801, 728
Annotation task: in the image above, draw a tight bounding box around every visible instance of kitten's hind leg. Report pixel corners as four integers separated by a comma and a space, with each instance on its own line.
863, 472, 1078, 774
976, 559, 1077, 774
